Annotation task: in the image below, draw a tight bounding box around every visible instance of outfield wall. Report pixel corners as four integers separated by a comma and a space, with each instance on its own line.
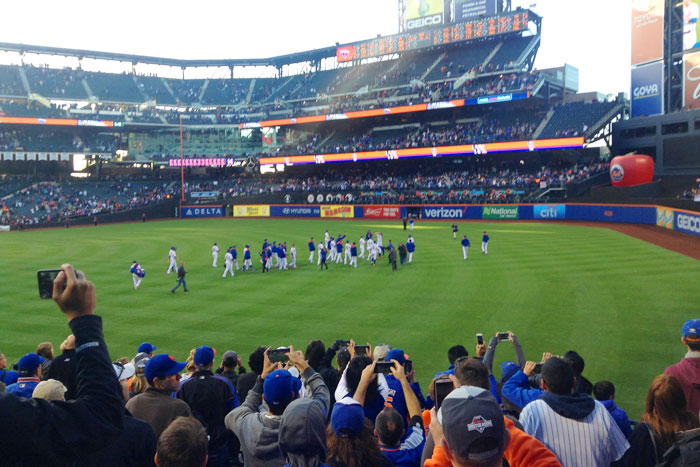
182, 203, 700, 238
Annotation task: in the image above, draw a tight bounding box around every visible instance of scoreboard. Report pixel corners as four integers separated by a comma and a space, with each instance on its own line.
336, 10, 530, 63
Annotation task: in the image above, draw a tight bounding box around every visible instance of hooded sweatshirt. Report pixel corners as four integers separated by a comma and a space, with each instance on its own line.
279, 397, 329, 467
664, 351, 700, 416
225, 367, 330, 467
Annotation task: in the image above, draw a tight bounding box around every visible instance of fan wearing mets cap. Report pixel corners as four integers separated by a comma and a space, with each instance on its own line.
225, 345, 330, 467
664, 318, 700, 415
5, 353, 44, 398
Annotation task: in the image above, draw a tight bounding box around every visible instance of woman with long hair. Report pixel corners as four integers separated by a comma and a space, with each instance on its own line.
615, 374, 700, 466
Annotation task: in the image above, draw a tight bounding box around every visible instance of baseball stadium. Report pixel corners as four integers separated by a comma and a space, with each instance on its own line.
1, 1, 700, 465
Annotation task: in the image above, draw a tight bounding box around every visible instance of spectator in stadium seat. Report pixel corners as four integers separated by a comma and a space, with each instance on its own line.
278, 392, 329, 467
434, 345, 469, 379
326, 396, 393, 467
155, 416, 208, 467
305, 340, 326, 372
0, 352, 19, 386
237, 345, 266, 403
564, 350, 592, 395
5, 353, 44, 398
383, 348, 426, 423
613, 374, 700, 466
32, 378, 67, 401
138, 342, 157, 357
423, 358, 562, 467
0, 263, 125, 465
46, 333, 77, 400
225, 346, 330, 467
215, 350, 246, 390
36, 341, 54, 378
335, 353, 389, 425
593, 380, 632, 438
482, 331, 525, 410
178, 345, 240, 467
519, 357, 629, 466
501, 357, 545, 410
664, 318, 700, 415
126, 354, 192, 439
373, 344, 392, 362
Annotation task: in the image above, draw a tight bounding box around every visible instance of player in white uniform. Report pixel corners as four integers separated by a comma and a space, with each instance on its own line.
223, 248, 235, 278
130, 261, 144, 290
317, 241, 324, 265
166, 247, 178, 274
344, 241, 352, 265
359, 237, 366, 259
369, 241, 378, 265
212, 242, 220, 267
324, 230, 330, 245
409, 218, 414, 230
329, 238, 337, 262
366, 238, 375, 261
376, 233, 383, 257
290, 244, 297, 269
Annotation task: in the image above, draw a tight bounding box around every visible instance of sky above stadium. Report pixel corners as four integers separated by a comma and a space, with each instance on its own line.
0, 0, 629, 96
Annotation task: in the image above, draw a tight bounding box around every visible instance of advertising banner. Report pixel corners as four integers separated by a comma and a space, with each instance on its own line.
675, 210, 700, 237
405, 0, 444, 30
363, 206, 401, 218
683, 0, 700, 51
191, 191, 219, 198
631, 61, 664, 117
482, 206, 519, 220
269, 206, 320, 217
631, 0, 664, 66
565, 204, 656, 224
180, 206, 225, 218
533, 204, 566, 220
656, 207, 675, 229
454, 0, 497, 22
320, 205, 354, 218
684, 51, 700, 109
233, 205, 270, 217
422, 205, 470, 219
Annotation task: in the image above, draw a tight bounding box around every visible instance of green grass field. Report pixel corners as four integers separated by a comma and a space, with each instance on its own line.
2, 218, 699, 418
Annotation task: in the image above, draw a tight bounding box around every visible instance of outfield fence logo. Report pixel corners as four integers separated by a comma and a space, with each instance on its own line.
271, 206, 320, 217
534, 204, 566, 219
676, 211, 700, 237
321, 205, 354, 218
422, 206, 468, 219
483, 206, 519, 220
181, 206, 224, 218
233, 205, 270, 217
364, 206, 401, 218
656, 207, 674, 230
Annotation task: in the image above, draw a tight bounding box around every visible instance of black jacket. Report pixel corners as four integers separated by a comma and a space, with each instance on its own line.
46, 348, 78, 400
78, 411, 157, 467
0, 315, 124, 466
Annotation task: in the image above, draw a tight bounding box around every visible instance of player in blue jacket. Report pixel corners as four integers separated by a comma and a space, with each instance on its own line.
461, 235, 470, 260
335, 238, 343, 264
452, 223, 458, 239
243, 245, 252, 270
231, 245, 239, 270
482, 231, 489, 254
278, 243, 288, 270
406, 236, 415, 263
308, 237, 315, 263
320, 247, 328, 270
350, 242, 358, 268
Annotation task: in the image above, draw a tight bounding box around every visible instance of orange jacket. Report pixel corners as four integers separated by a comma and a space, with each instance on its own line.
423, 411, 562, 467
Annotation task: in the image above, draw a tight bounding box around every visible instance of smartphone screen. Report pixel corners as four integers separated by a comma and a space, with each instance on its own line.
476, 333, 484, 345
435, 380, 455, 410
354, 345, 369, 356
497, 332, 510, 341
37, 269, 62, 299
374, 362, 393, 374
404, 360, 413, 374
268, 348, 290, 363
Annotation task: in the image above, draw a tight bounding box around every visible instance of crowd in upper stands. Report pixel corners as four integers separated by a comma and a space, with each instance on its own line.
2, 266, 699, 466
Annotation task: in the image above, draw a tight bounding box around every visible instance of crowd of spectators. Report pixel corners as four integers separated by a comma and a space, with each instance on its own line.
2, 269, 699, 466
0, 181, 176, 227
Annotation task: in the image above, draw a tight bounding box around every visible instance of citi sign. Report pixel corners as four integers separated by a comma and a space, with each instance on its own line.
406, 15, 442, 29
677, 213, 700, 234
534, 204, 566, 219
423, 206, 468, 219
633, 84, 659, 99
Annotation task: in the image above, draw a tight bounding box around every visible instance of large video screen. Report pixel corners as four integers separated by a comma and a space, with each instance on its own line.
684, 0, 700, 51
405, 0, 445, 30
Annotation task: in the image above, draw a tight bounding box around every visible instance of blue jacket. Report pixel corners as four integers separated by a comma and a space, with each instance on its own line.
6, 378, 40, 399
483, 234, 489, 242
321, 249, 327, 260
278, 248, 286, 259
244, 249, 251, 260
461, 238, 470, 247
336, 243, 343, 253
380, 415, 425, 467
308, 241, 315, 251
601, 399, 632, 438
501, 370, 543, 409
351, 246, 357, 256
406, 242, 415, 253
232, 249, 237, 259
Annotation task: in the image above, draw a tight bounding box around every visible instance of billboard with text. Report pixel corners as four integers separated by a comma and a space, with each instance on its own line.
684, 51, 700, 109
180, 206, 224, 218
631, 0, 664, 66
453, 0, 497, 22
631, 61, 664, 117
233, 205, 270, 217
533, 204, 566, 220
321, 205, 354, 218
405, 0, 444, 30
363, 206, 401, 218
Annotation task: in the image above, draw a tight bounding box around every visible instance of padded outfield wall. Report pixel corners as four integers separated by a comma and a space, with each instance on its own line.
179, 203, 700, 238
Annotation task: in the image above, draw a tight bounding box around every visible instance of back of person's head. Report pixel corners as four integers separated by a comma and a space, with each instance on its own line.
541, 357, 575, 395
448, 345, 468, 365
337, 347, 351, 373
263, 369, 302, 416
193, 345, 215, 370
249, 346, 267, 375
564, 350, 585, 374
155, 416, 208, 467
305, 340, 325, 372
455, 357, 489, 390
682, 319, 700, 351
221, 350, 238, 369
375, 407, 404, 448
641, 374, 700, 450
438, 387, 508, 467
36, 342, 53, 361
373, 344, 392, 362
593, 381, 615, 401
279, 397, 327, 466
32, 379, 67, 401
327, 398, 386, 467
346, 356, 378, 403
184, 349, 196, 375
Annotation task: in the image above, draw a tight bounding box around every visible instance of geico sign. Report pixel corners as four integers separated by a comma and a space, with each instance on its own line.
633, 84, 658, 98
677, 214, 700, 233
406, 15, 442, 29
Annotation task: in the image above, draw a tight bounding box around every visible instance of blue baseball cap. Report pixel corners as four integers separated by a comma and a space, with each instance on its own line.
264, 369, 302, 408
500, 361, 520, 382
145, 354, 186, 382
683, 319, 700, 342
138, 342, 156, 354
194, 345, 216, 366
331, 397, 365, 437
387, 349, 406, 366
17, 353, 44, 372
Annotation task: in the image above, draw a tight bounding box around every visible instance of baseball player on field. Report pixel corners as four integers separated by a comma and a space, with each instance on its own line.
212, 242, 220, 267
461, 235, 471, 260
167, 247, 178, 274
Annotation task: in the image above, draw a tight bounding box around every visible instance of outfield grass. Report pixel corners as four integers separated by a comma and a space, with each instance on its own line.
2, 218, 699, 418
